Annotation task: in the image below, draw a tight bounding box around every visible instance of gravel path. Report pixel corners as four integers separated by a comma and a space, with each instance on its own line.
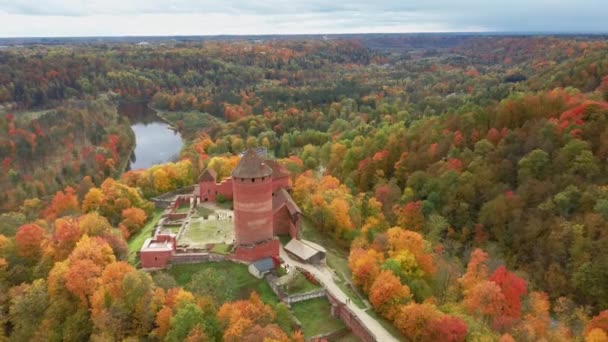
279, 246, 399, 342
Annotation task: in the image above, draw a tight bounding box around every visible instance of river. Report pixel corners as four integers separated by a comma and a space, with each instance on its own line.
118, 102, 183, 171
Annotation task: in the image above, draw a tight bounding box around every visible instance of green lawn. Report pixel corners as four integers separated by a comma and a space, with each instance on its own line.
167, 261, 278, 305
301, 219, 367, 309
211, 243, 231, 254
284, 272, 322, 295
197, 207, 215, 218
168, 226, 181, 234
179, 218, 233, 247
127, 208, 163, 265
216, 200, 233, 210
291, 297, 346, 339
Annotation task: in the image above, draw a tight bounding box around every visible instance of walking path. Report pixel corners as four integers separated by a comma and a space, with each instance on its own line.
279, 246, 399, 342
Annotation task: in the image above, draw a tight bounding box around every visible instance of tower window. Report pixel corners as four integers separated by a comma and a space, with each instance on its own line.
252, 178, 255, 183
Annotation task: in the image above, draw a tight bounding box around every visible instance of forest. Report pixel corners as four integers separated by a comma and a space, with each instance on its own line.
0, 34, 608, 341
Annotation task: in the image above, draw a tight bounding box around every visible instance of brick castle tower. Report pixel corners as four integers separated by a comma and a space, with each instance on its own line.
231, 149, 279, 260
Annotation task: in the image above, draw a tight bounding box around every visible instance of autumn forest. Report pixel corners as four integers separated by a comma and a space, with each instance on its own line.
1, 34, 608, 341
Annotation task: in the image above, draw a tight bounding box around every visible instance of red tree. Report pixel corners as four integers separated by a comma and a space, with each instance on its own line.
15, 224, 46, 260
425, 315, 468, 342
490, 266, 527, 321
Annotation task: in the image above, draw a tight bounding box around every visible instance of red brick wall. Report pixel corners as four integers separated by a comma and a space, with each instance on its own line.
199, 178, 233, 202
217, 178, 233, 200
271, 176, 290, 193
273, 206, 295, 237
172, 196, 190, 209
327, 292, 376, 342
140, 250, 173, 268
291, 216, 300, 239
233, 239, 280, 262
233, 176, 273, 245
167, 212, 188, 220
199, 180, 217, 201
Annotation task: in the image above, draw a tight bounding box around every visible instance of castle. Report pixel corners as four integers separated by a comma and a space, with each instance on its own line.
199, 149, 301, 260
139, 149, 304, 268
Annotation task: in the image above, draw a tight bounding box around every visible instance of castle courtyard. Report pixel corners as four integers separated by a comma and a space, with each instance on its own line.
177, 202, 235, 249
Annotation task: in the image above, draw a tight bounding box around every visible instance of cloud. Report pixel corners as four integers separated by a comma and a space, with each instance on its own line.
0, 0, 605, 37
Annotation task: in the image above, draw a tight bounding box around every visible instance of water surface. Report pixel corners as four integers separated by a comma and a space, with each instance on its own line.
118, 102, 183, 171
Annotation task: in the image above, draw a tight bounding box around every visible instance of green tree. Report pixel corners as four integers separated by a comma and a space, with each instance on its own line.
9, 279, 49, 341
166, 302, 219, 342
186, 269, 236, 304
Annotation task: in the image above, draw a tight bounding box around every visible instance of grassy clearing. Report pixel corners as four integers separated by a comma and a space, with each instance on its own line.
211, 243, 231, 254
291, 297, 346, 339
301, 219, 366, 309
216, 200, 233, 210
197, 207, 215, 217
167, 226, 181, 234
167, 261, 278, 305
284, 272, 322, 295
127, 208, 163, 265
180, 218, 233, 247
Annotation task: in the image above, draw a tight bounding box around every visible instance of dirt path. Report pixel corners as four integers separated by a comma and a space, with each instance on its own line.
279, 246, 399, 342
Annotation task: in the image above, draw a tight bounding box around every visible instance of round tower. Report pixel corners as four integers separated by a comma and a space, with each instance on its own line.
232, 149, 274, 245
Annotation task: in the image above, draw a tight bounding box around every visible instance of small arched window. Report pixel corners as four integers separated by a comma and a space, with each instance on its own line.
252, 178, 255, 183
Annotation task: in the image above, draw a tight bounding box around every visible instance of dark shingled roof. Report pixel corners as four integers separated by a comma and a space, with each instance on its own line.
198, 168, 217, 182
273, 188, 302, 216
265, 159, 289, 179
232, 149, 272, 178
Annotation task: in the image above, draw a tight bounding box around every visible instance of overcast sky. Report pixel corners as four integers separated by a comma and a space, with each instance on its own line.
0, 0, 606, 37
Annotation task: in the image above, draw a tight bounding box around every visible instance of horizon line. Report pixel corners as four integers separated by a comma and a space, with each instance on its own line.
2, 31, 608, 40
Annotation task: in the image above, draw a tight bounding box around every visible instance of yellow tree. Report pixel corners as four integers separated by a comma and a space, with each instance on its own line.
328, 197, 354, 239
82, 187, 104, 213
348, 248, 384, 293
78, 212, 113, 237
386, 227, 436, 276
153, 168, 171, 194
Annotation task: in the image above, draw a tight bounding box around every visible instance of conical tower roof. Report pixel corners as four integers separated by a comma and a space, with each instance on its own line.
232, 149, 272, 178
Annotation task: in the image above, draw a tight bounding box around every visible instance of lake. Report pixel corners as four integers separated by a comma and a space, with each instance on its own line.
118, 102, 183, 171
